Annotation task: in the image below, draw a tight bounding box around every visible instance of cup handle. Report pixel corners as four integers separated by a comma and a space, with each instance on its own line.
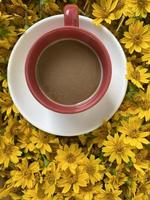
64, 4, 79, 27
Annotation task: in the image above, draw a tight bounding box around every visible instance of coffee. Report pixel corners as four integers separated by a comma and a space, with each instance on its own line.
36, 39, 101, 105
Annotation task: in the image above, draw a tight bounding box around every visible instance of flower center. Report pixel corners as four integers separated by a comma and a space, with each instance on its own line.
35, 173, 41, 182
68, 174, 78, 184
23, 170, 32, 179
130, 129, 139, 138
0, 48, 9, 57
115, 144, 125, 154
0, 93, 12, 107
3, 145, 13, 154
115, 0, 124, 10
140, 100, 150, 110
55, 194, 64, 200
37, 188, 45, 198
46, 172, 55, 185
66, 153, 76, 163
41, 133, 50, 143
136, 153, 142, 161
131, 70, 141, 80
133, 35, 141, 44
85, 165, 95, 175
138, 0, 146, 6
120, 100, 133, 111
15, 6, 25, 16
140, 184, 148, 194
105, 192, 114, 200
82, 184, 93, 192
101, 7, 109, 18
11, 125, 19, 136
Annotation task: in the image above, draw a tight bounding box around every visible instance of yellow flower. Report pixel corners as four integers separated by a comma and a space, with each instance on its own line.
118, 117, 149, 149
8, 0, 27, 17
41, 0, 59, 15
23, 184, 48, 200
17, 118, 33, 134
17, 130, 35, 153
0, 185, 13, 200
42, 162, 60, 197
6, 158, 39, 189
0, 90, 19, 119
0, 186, 23, 200
83, 155, 105, 185
14, 120, 35, 152
10, 0, 27, 8
137, 181, 150, 200
125, 17, 139, 26
0, 136, 21, 168
0, 63, 6, 82
102, 133, 135, 164
121, 21, 150, 54
126, 62, 150, 90
113, 0, 125, 19
125, 174, 138, 197
30, 130, 59, 155
0, 184, 23, 199
105, 165, 128, 189
4, 117, 19, 141
56, 144, 87, 174
132, 193, 145, 200
78, 134, 88, 146
113, 98, 139, 120
125, 0, 150, 18
91, 122, 111, 147
0, 40, 11, 50
58, 168, 88, 194
92, 0, 119, 25
123, 0, 137, 17
76, 184, 103, 200
136, 84, 150, 121
0, 47, 10, 64
142, 47, 150, 64
9, 0, 38, 27
0, 12, 17, 49
52, 193, 64, 200
95, 184, 122, 200
133, 150, 149, 175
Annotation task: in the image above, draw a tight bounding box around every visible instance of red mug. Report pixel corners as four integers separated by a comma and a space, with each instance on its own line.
25, 4, 112, 114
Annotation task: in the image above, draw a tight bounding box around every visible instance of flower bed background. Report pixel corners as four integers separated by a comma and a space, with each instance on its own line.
0, 0, 150, 199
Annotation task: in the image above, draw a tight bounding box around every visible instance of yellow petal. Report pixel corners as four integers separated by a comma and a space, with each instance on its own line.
121, 154, 129, 163
62, 184, 71, 193
73, 183, 79, 193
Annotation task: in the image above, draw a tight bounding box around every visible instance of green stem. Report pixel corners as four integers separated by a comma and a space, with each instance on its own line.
116, 15, 125, 32
39, 0, 43, 19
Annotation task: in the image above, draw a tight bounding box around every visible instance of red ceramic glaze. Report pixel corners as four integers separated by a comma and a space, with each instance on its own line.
64, 4, 79, 26
25, 4, 112, 114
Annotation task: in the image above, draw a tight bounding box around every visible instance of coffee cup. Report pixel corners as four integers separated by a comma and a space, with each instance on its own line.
25, 4, 112, 114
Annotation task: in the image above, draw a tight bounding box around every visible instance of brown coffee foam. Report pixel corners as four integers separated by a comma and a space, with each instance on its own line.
36, 39, 101, 105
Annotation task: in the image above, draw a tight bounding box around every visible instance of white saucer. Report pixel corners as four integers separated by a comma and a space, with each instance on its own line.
8, 15, 127, 136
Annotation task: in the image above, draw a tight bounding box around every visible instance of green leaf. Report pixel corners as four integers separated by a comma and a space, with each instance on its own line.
99, 150, 105, 162
67, 0, 78, 3
126, 160, 133, 168
42, 155, 50, 167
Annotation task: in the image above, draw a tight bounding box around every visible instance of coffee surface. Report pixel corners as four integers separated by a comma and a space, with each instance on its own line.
36, 39, 101, 105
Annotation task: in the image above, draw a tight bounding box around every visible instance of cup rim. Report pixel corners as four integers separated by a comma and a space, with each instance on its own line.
25, 26, 112, 114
